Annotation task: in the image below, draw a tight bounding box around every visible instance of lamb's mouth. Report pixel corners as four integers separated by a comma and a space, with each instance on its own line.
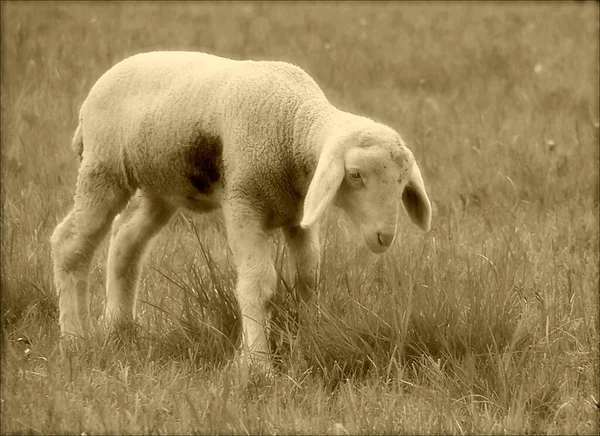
361, 227, 392, 254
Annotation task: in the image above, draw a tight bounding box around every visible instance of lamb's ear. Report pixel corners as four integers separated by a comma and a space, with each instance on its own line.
300, 147, 345, 228
402, 162, 432, 232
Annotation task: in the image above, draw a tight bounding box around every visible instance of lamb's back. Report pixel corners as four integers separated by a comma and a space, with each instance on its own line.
77, 52, 330, 224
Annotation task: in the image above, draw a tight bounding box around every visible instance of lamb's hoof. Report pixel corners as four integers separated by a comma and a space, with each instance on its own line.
58, 320, 105, 357
105, 321, 140, 346
58, 332, 86, 357
59, 317, 91, 341
233, 351, 275, 386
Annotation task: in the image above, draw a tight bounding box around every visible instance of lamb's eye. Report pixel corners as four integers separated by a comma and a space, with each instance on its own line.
350, 170, 362, 179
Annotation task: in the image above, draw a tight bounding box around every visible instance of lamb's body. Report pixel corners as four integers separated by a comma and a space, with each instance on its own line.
78, 51, 338, 225
52, 51, 432, 371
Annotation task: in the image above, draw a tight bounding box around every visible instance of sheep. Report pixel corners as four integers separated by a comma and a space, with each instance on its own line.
50, 51, 432, 370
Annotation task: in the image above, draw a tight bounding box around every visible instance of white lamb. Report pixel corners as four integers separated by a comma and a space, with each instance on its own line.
51, 51, 432, 370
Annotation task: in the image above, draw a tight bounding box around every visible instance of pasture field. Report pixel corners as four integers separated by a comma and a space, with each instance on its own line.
1, 1, 598, 434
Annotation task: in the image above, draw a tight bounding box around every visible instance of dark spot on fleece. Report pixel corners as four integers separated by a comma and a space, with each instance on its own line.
187, 130, 223, 194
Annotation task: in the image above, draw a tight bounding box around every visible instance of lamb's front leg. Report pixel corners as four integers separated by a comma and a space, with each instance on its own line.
283, 225, 320, 304
223, 202, 277, 371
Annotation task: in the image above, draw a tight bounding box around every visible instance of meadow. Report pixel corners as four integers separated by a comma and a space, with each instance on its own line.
1, 1, 599, 434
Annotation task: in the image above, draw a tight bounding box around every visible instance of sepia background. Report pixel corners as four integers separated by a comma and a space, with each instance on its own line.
1, 1, 598, 434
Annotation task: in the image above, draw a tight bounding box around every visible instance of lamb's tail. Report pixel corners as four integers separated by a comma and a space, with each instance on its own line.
71, 122, 83, 161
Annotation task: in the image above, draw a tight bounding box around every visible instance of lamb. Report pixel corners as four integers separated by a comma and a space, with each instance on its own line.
50, 51, 432, 370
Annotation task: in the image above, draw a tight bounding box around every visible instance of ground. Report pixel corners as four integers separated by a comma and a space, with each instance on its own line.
1, 2, 598, 434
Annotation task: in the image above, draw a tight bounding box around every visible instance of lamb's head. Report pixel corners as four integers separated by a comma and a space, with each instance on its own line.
300, 123, 432, 253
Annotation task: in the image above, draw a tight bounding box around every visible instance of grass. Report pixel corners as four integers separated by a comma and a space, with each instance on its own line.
1, 1, 599, 434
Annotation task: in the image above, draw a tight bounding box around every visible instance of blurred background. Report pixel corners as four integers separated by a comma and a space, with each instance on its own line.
2, 2, 598, 208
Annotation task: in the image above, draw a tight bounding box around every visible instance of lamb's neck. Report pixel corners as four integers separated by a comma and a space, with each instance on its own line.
295, 105, 364, 160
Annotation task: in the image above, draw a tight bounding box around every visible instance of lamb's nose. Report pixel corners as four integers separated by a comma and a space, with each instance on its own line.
377, 231, 395, 247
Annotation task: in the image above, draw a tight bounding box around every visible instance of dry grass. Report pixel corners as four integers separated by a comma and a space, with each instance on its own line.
1, 1, 599, 434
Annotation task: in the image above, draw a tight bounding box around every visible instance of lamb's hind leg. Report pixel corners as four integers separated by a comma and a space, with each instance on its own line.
105, 190, 173, 330
283, 225, 320, 304
51, 162, 131, 338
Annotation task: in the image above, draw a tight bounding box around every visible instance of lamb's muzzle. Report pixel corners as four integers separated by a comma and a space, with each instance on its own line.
377, 229, 396, 248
